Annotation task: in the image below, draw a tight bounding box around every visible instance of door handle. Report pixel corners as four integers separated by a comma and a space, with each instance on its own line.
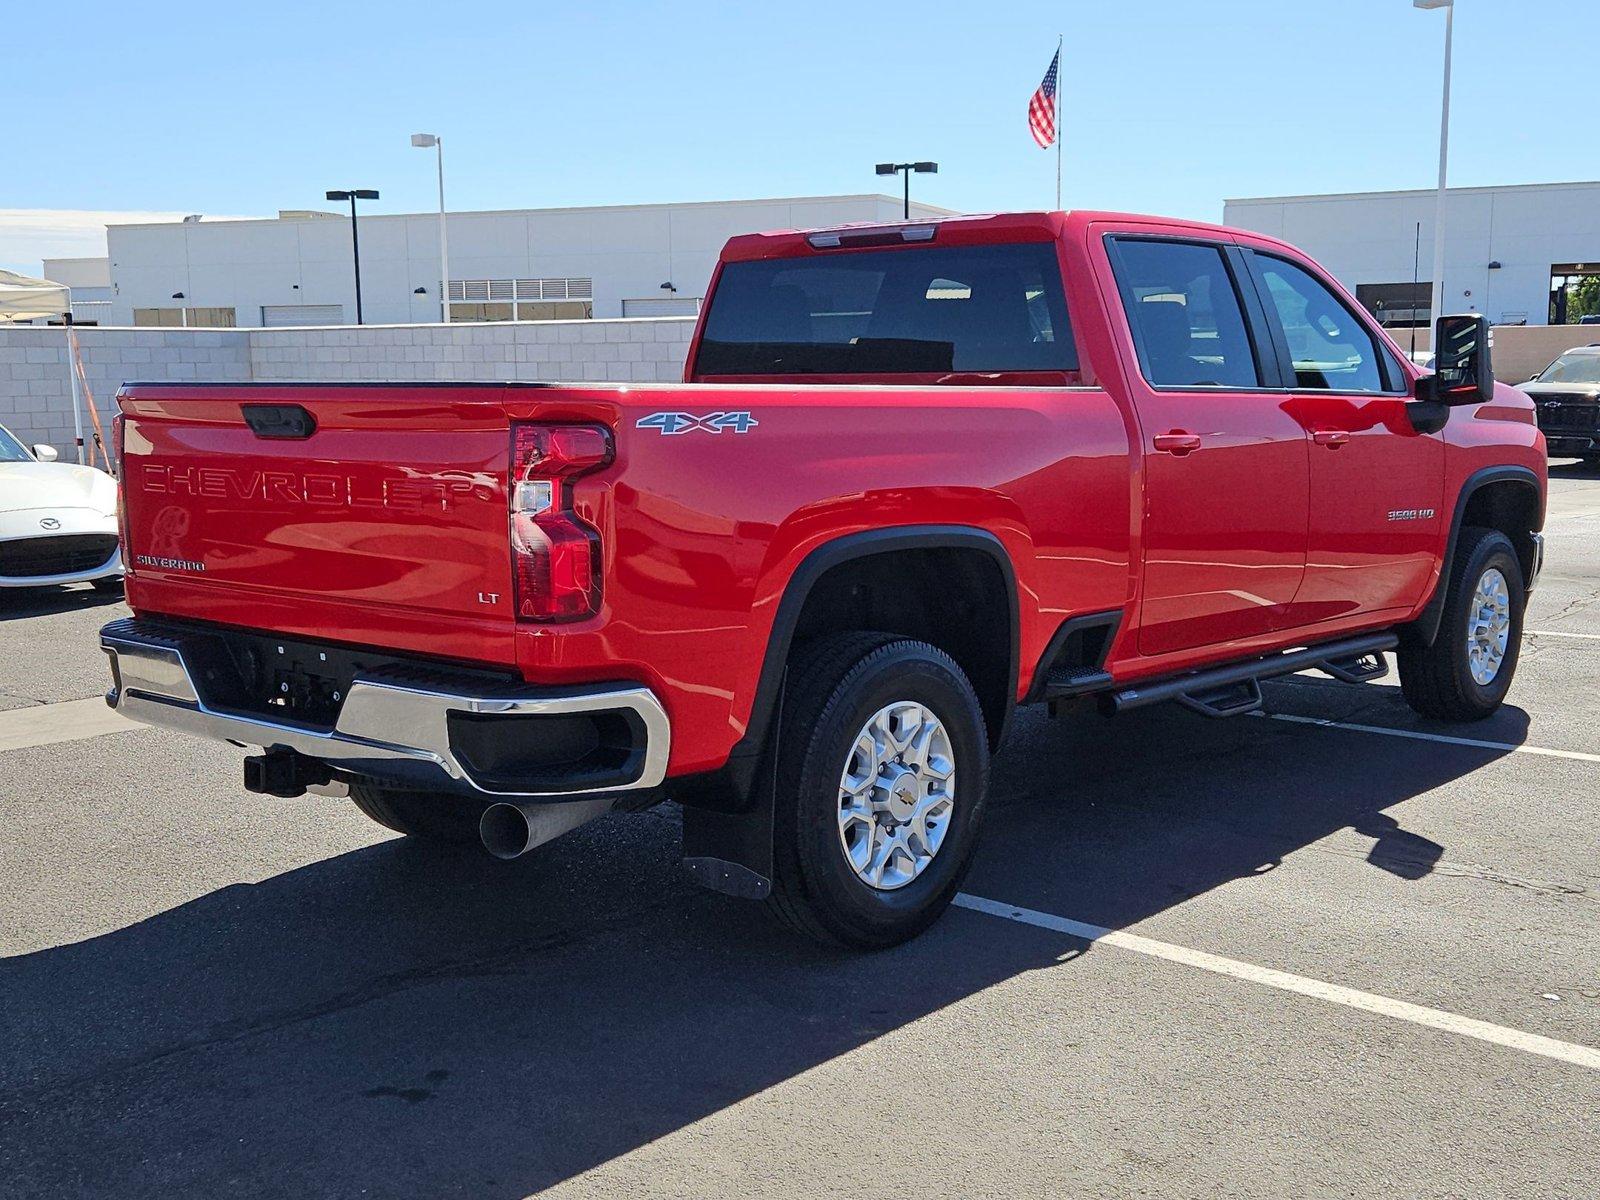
1313, 430, 1351, 448
1153, 432, 1202, 456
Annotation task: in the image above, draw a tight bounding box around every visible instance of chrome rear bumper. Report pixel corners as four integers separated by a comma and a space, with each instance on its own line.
100, 620, 670, 799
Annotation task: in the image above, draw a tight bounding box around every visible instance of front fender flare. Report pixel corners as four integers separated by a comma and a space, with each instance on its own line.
1409, 464, 1542, 646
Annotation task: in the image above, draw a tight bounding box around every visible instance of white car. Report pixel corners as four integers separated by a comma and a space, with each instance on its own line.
0, 423, 123, 591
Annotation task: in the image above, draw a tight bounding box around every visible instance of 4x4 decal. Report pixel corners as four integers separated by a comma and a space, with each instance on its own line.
636, 411, 759, 436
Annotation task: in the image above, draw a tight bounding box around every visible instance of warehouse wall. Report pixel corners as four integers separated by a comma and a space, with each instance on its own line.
103, 196, 944, 325
1225, 182, 1600, 329
0, 318, 696, 456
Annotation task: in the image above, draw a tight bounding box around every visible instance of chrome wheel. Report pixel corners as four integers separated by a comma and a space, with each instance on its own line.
836, 701, 956, 891
1467, 566, 1511, 686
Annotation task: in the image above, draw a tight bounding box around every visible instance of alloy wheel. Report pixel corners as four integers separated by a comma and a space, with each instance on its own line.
835, 701, 956, 891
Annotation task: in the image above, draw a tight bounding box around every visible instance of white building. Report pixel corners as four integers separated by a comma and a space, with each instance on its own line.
1225, 181, 1600, 328
81, 194, 950, 328
39, 257, 114, 325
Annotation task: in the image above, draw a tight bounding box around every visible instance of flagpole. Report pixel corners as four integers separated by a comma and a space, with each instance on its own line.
1054, 34, 1063, 210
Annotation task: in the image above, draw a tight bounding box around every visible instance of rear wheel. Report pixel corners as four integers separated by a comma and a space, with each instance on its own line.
1399, 526, 1525, 721
765, 633, 991, 949
348, 783, 491, 845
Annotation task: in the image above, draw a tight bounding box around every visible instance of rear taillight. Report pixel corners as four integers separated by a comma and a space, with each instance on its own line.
509, 423, 613, 622
113, 414, 130, 570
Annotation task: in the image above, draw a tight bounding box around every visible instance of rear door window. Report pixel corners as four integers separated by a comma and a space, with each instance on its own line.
1108, 239, 1262, 389
695, 242, 1077, 377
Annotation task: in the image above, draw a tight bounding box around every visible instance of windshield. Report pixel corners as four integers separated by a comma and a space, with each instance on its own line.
696, 242, 1078, 378
1536, 353, 1600, 385
0, 424, 33, 463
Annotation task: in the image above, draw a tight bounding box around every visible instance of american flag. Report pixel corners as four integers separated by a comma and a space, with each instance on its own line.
1028, 48, 1059, 149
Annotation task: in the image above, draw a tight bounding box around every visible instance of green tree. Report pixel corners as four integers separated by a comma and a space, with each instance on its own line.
1567, 274, 1600, 322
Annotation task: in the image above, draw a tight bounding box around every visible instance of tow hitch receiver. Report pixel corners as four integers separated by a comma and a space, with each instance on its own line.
243, 749, 334, 798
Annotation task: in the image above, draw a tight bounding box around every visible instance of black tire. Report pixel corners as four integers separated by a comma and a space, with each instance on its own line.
348, 783, 492, 845
765, 633, 991, 949
91, 576, 125, 594
1398, 526, 1525, 722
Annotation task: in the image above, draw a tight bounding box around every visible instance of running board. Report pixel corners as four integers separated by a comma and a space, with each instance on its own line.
1106, 632, 1399, 718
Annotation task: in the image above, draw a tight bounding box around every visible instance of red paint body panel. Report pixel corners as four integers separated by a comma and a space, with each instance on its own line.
116, 210, 1547, 781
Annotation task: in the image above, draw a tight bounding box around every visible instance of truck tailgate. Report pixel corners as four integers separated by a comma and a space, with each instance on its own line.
118, 385, 519, 665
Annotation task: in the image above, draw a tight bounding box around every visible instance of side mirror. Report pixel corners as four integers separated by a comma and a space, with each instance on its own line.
1417, 313, 1493, 406
32, 443, 59, 462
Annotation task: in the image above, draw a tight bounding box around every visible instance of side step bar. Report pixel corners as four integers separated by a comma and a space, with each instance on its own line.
1105, 632, 1399, 719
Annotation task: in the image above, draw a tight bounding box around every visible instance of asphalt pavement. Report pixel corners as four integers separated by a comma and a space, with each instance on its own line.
2, 463, 1597, 1199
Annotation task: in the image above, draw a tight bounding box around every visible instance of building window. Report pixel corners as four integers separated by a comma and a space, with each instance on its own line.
449, 302, 515, 322
1551, 263, 1600, 325
447, 278, 593, 321
132, 306, 236, 328
68, 301, 112, 327
261, 304, 345, 327
516, 301, 593, 321
621, 297, 701, 318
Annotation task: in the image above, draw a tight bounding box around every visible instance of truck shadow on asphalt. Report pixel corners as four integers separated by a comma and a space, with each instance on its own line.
0, 683, 1529, 1198
0, 583, 124, 623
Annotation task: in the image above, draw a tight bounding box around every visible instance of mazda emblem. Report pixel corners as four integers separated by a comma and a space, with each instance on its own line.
39, 517, 61, 530
1545, 400, 1561, 408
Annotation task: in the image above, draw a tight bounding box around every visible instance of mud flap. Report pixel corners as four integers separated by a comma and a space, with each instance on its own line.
682, 799, 774, 900
680, 671, 784, 902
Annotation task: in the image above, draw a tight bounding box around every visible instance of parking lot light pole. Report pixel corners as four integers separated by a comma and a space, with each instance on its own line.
875, 162, 939, 219
410, 134, 450, 323
1415, 0, 1454, 330
325, 188, 380, 325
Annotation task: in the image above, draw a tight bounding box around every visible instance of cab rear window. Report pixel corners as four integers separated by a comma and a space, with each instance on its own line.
695, 243, 1078, 377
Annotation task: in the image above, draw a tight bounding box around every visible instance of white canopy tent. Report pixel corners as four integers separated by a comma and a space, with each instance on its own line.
0, 268, 69, 322
0, 269, 92, 463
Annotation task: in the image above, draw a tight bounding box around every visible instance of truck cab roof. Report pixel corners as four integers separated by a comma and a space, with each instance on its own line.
717, 210, 1257, 262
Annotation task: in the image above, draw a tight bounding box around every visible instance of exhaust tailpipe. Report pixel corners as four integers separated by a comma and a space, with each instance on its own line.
479, 797, 615, 860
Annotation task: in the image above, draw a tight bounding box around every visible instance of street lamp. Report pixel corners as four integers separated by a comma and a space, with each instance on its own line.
1415, 0, 1454, 329
875, 161, 938, 219
410, 134, 450, 323
325, 188, 380, 324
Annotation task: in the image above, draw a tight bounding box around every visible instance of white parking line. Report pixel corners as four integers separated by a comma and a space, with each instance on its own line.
1528, 629, 1600, 641
953, 893, 1600, 1072
0, 696, 137, 754
1259, 711, 1600, 764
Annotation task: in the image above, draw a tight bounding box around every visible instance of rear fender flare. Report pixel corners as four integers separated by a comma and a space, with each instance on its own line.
733, 524, 1021, 767
679, 525, 1019, 896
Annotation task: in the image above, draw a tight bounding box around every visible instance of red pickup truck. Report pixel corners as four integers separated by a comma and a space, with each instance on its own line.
102, 210, 1546, 947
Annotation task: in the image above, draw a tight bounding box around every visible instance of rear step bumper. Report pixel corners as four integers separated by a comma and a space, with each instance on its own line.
100, 619, 670, 800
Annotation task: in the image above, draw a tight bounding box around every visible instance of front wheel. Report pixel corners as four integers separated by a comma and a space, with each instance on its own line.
1399, 526, 1525, 721
765, 633, 991, 949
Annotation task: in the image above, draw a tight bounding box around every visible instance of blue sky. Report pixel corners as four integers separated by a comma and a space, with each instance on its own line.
5, 0, 1596, 271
